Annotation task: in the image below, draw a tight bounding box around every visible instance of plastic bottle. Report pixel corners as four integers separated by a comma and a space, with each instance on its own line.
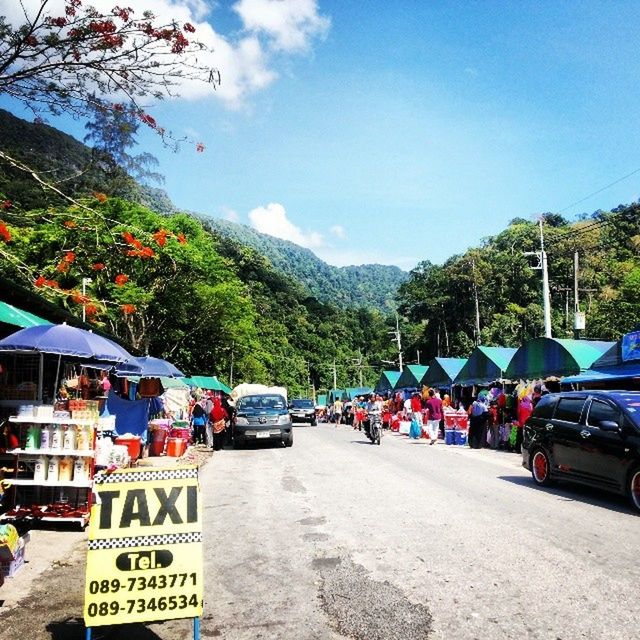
50, 425, 63, 449
76, 426, 90, 451
58, 456, 74, 482
73, 457, 90, 482
40, 425, 52, 450
47, 456, 60, 482
26, 425, 40, 449
34, 455, 48, 482
63, 425, 76, 451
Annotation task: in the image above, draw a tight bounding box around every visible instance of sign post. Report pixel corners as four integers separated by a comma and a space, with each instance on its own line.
83, 466, 203, 638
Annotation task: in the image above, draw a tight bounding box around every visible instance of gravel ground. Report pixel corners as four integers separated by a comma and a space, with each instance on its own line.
319, 557, 433, 640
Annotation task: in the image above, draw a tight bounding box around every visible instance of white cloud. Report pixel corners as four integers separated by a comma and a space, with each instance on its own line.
234, 0, 330, 52
7, 0, 329, 108
248, 203, 323, 248
329, 224, 346, 239
221, 206, 240, 222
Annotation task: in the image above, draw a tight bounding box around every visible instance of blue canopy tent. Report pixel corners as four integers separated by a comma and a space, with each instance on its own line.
345, 386, 374, 400
454, 346, 518, 386
328, 389, 346, 403
375, 370, 401, 394
423, 358, 468, 389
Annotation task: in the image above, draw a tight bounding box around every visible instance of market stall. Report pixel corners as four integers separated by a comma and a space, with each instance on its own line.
374, 370, 401, 395
393, 365, 429, 391
422, 357, 467, 390
453, 346, 517, 387
505, 337, 615, 381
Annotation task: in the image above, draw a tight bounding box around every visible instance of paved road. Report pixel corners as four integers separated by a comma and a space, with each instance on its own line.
202, 422, 639, 640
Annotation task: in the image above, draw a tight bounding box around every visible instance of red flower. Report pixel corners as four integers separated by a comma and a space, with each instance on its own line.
2, 200, 11, 210
153, 229, 168, 247
48, 16, 67, 27
93, 192, 107, 203
65, 6, 76, 16
113, 103, 124, 112
25, 35, 38, 46
56, 261, 69, 273
85, 304, 98, 316
89, 20, 116, 34
176, 233, 187, 245
0, 221, 11, 242
92, 262, 105, 271
72, 293, 89, 304
171, 32, 189, 54
140, 246, 154, 259
35, 276, 46, 288
139, 113, 157, 128
114, 274, 129, 286
63, 220, 77, 229
45, 279, 59, 289
196, 142, 205, 153
184, 22, 196, 33
63, 251, 76, 263
121, 304, 137, 314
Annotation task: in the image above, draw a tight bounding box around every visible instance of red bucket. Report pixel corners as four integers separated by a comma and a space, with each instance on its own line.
114, 435, 142, 460
166, 437, 187, 457
149, 428, 168, 456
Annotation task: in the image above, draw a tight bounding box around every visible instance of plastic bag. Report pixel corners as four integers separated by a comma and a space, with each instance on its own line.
409, 417, 421, 439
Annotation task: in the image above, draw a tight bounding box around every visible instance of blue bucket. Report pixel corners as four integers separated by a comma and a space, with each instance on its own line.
445, 429, 455, 445
454, 430, 467, 446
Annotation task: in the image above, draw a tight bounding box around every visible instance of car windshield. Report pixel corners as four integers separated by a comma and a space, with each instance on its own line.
292, 400, 314, 408
238, 395, 286, 411
610, 393, 640, 427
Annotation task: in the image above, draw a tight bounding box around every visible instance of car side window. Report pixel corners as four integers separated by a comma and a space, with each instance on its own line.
587, 399, 619, 429
532, 395, 556, 419
554, 397, 586, 423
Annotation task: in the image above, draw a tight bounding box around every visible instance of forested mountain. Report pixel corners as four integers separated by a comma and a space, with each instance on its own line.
203, 218, 406, 311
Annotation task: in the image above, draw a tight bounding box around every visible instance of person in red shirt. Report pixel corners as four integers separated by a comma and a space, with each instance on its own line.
425, 389, 443, 445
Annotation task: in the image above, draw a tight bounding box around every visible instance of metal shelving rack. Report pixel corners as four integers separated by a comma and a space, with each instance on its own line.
1, 416, 98, 527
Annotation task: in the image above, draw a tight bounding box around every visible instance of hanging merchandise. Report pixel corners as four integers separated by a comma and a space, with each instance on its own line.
138, 377, 162, 398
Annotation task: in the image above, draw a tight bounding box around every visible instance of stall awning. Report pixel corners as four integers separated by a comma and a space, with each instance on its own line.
454, 346, 517, 386
505, 338, 615, 380
316, 394, 327, 407
0, 300, 52, 328
394, 365, 429, 390
184, 375, 232, 394
329, 389, 346, 403
345, 386, 374, 400
374, 370, 401, 393
563, 362, 640, 384
423, 358, 467, 388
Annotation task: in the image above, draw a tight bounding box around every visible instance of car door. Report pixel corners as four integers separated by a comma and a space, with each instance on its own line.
579, 397, 630, 491
549, 396, 588, 477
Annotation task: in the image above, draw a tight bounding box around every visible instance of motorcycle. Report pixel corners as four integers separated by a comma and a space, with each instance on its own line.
367, 410, 382, 445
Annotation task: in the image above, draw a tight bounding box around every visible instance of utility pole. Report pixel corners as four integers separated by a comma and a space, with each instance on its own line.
229, 341, 235, 387
388, 313, 403, 371
471, 259, 481, 345
332, 359, 337, 390
525, 220, 552, 338
416, 349, 420, 365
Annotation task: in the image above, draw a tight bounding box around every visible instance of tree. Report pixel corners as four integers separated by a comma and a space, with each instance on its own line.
0, 0, 218, 129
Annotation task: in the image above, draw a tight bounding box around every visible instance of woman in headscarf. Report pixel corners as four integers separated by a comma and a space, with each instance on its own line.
209, 395, 229, 451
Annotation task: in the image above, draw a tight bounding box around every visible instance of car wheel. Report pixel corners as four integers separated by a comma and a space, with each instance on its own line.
531, 448, 553, 486
627, 466, 640, 513
284, 435, 293, 448
311, 419, 317, 426
233, 438, 244, 450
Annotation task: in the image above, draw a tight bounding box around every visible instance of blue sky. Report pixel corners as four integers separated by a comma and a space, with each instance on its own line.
3, 0, 640, 269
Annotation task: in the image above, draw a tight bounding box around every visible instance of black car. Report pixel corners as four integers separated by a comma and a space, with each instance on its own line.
289, 398, 317, 425
233, 394, 293, 448
522, 390, 640, 512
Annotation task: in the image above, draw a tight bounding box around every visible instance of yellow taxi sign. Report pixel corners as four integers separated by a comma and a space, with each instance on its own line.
83, 466, 203, 627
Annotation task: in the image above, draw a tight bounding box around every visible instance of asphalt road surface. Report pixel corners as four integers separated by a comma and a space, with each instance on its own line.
203, 422, 639, 640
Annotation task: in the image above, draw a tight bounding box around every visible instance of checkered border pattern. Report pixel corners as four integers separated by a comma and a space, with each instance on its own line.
88, 531, 202, 550
94, 468, 198, 485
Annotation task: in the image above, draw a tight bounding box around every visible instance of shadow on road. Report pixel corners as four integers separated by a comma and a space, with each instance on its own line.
47, 618, 165, 640
499, 474, 633, 515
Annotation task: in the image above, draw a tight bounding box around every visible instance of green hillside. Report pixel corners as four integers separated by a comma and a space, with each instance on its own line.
205, 218, 407, 310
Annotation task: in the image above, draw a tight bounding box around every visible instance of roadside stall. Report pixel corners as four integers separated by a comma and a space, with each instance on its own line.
374, 370, 401, 396
393, 365, 429, 394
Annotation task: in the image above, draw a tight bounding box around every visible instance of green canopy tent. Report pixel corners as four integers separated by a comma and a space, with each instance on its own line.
127, 376, 189, 389
394, 365, 429, 390
505, 338, 615, 381
328, 389, 346, 403
0, 300, 51, 328
423, 358, 468, 389
345, 386, 374, 400
316, 394, 328, 407
183, 375, 232, 394
374, 370, 401, 394
454, 346, 518, 386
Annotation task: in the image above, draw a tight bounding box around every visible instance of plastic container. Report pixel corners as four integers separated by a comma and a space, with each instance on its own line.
47, 456, 60, 482
73, 457, 89, 482
58, 456, 74, 482
114, 435, 142, 460
170, 427, 191, 441
25, 425, 40, 449
50, 425, 63, 450
444, 429, 455, 445
40, 426, 51, 450
149, 427, 168, 456
33, 455, 48, 482
454, 430, 468, 446
62, 426, 76, 451
166, 437, 187, 457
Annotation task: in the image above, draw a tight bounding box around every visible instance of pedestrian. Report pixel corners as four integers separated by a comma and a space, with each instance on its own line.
411, 392, 423, 427
333, 398, 344, 426
209, 394, 228, 451
468, 396, 487, 449
515, 394, 533, 453
425, 389, 443, 445
203, 392, 214, 449
190, 397, 208, 445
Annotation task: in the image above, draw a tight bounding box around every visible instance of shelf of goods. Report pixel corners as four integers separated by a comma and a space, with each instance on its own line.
1, 415, 98, 527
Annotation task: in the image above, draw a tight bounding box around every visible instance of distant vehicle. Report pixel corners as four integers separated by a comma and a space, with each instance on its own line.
233, 393, 293, 448
522, 390, 640, 512
289, 398, 317, 425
